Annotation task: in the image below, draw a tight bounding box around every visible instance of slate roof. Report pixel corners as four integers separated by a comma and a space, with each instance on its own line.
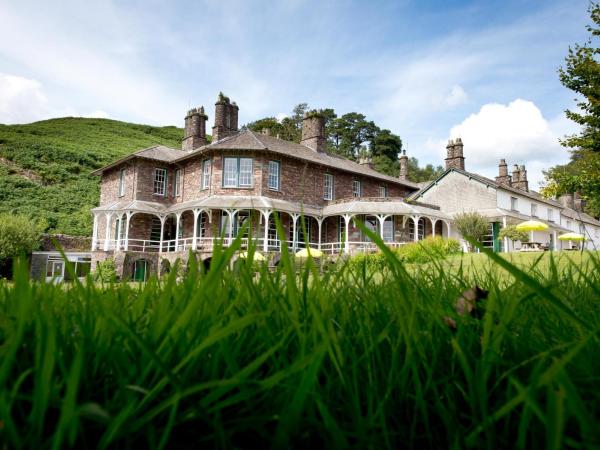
560, 207, 600, 226
173, 129, 420, 190
91, 145, 186, 175
413, 167, 564, 209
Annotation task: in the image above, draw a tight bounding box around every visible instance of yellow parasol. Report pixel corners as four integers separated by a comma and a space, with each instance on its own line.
238, 251, 266, 261
515, 220, 549, 231
558, 232, 585, 241
295, 248, 324, 258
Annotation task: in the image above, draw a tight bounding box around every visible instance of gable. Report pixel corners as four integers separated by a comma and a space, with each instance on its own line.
416, 170, 497, 214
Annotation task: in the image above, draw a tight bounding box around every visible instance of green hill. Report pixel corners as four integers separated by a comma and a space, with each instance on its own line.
0, 118, 184, 236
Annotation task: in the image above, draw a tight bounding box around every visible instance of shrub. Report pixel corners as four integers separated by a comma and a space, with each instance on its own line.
454, 212, 489, 251
0, 213, 40, 261
396, 236, 462, 263
94, 258, 116, 283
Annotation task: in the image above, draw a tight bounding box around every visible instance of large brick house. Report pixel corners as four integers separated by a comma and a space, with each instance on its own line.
91, 93, 600, 280
91, 94, 451, 279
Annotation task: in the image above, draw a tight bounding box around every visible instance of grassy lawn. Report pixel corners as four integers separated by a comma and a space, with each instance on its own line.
0, 245, 599, 449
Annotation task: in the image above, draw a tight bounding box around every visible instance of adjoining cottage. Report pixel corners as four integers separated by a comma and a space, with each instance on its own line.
90, 93, 600, 279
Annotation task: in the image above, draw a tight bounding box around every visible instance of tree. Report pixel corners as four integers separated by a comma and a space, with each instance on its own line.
498, 225, 529, 251
327, 112, 379, 160
454, 212, 489, 252
0, 213, 40, 278
542, 2, 600, 217
407, 157, 445, 182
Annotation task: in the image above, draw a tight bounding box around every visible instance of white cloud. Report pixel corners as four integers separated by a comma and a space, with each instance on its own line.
0, 73, 50, 124
83, 110, 110, 119
427, 99, 578, 189
445, 85, 468, 107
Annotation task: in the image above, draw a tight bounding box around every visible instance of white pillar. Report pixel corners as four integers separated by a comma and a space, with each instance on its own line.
431, 218, 437, 237
159, 216, 166, 254
291, 214, 299, 252
377, 215, 385, 241
124, 211, 132, 251
103, 213, 112, 251
227, 209, 235, 246
447, 222, 452, 239
192, 209, 200, 251
412, 216, 420, 242
317, 218, 323, 250
262, 210, 272, 253
502, 216, 509, 253
553, 230, 557, 251
175, 212, 182, 251
91, 213, 99, 251
343, 214, 352, 254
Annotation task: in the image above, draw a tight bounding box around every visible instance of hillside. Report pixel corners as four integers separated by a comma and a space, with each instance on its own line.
0, 118, 184, 235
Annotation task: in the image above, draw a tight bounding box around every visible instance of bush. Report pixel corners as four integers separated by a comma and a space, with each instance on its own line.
94, 258, 116, 283
348, 237, 462, 269
396, 236, 462, 263
0, 213, 40, 260
454, 212, 489, 251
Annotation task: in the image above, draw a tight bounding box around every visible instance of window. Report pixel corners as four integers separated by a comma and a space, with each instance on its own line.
352, 180, 361, 198
324, 173, 334, 200
510, 197, 518, 211
579, 223, 585, 235
379, 186, 388, 198
268, 160, 280, 190
223, 157, 253, 188
153, 168, 167, 195
202, 159, 211, 190
173, 169, 181, 196
566, 220, 572, 229
530, 203, 537, 217
547, 208, 554, 222
239, 158, 253, 187
118, 168, 126, 197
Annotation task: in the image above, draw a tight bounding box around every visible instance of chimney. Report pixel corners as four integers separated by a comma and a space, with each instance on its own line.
212, 92, 238, 142
573, 192, 584, 212
300, 111, 326, 152
182, 106, 208, 151
512, 164, 529, 191
444, 138, 465, 170
358, 154, 374, 169
559, 193, 575, 209
512, 164, 520, 184
495, 158, 512, 186
399, 149, 408, 181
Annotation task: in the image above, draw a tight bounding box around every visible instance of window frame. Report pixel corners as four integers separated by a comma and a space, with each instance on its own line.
547, 208, 554, 222
173, 168, 182, 197
352, 180, 361, 198
510, 196, 518, 211
153, 168, 168, 196
379, 185, 388, 198
530, 203, 537, 218
118, 167, 126, 197
201, 159, 211, 190
222, 157, 254, 188
267, 160, 280, 191
323, 173, 334, 200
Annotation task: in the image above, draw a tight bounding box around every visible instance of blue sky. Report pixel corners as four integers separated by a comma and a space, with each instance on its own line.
0, 0, 591, 187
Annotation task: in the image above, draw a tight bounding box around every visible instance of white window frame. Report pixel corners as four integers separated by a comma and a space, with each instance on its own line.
531, 203, 537, 217
379, 185, 388, 198
173, 169, 181, 197
352, 180, 361, 198
223, 157, 253, 188
202, 159, 211, 190
324, 173, 334, 200
268, 160, 280, 191
547, 208, 554, 222
118, 168, 126, 197
153, 168, 167, 196
511, 197, 518, 211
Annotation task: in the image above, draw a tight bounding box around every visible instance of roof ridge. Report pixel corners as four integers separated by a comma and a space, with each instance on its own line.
245, 129, 269, 149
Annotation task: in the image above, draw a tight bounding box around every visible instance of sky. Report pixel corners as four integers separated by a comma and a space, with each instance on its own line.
0, 0, 591, 189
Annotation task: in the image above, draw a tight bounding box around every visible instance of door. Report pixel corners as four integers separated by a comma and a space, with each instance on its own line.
133, 259, 147, 282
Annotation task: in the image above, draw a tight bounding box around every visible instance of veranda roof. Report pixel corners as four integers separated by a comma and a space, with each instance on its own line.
321, 199, 451, 220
